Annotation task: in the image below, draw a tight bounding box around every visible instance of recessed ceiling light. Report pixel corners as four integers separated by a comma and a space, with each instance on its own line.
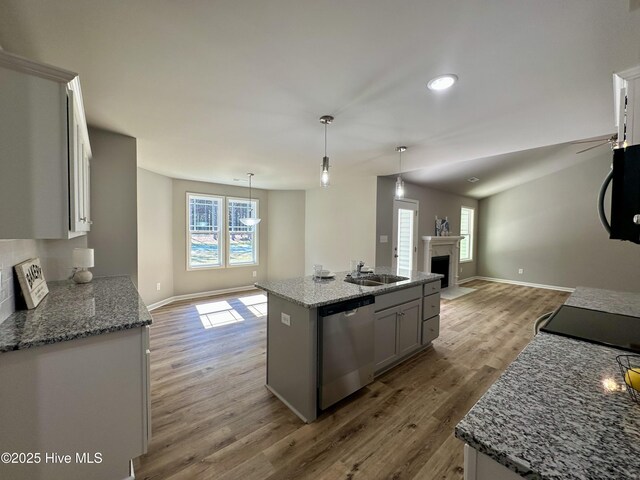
427, 74, 458, 91
467, 176, 480, 183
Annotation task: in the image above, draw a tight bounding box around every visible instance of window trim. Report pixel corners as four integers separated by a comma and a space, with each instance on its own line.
186, 192, 225, 271
459, 205, 475, 263
226, 196, 260, 267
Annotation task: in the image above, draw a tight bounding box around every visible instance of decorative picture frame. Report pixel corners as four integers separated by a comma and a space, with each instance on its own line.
14, 257, 49, 309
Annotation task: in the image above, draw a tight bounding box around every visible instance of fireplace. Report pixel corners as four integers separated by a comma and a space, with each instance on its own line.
431, 255, 450, 288
422, 236, 464, 288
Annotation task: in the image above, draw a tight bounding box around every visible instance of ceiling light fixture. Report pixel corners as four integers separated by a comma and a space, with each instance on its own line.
395, 146, 407, 199
319, 115, 334, 188
239, 173, 261, 226
427, 74, 458, 91
467, 176, 480, 183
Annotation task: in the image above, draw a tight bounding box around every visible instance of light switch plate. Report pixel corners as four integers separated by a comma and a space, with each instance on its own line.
281, 313, 291, 326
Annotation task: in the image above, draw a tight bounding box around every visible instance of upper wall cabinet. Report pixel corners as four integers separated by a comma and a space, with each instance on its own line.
0, 51, 92, 239
614, 65, 640, 148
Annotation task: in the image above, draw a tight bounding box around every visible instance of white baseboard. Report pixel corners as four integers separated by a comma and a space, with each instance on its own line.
458, 276, 574, 293
146, 285, 258, 311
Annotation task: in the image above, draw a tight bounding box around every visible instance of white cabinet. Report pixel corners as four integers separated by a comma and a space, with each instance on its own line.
0, 50, 92, 239
374, 287, 423, 374
463, 444, 522, 480
0, 327, 149, 480
614, 65, 640, 147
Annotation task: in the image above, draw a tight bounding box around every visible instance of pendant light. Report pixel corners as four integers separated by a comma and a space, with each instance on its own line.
319, 115, 334, 187
240, 173, 261, 226
395, 146, 407, 199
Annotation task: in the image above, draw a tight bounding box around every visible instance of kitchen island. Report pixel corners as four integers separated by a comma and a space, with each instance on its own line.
0, 276, 151, 480
455, 287, 640, 480
256, 267, 443, 422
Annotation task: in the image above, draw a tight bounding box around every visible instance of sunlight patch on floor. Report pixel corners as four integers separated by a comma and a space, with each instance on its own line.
196, 300, 233, 315
199, 309, 244, 329
239, 294, 267, 317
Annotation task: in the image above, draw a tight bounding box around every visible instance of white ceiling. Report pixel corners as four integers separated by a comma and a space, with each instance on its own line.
0, 0, 639, 192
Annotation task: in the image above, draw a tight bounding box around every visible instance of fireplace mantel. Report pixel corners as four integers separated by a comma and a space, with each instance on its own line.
422, 236, 464, 287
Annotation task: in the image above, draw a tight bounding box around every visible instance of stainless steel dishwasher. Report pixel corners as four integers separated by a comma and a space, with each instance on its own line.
318, 295, 375, 410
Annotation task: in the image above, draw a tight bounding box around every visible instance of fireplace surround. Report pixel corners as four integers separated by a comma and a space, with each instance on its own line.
422, 236, 464, 288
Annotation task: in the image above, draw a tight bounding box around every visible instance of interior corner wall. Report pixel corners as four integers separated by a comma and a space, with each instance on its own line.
267, 190, 305, 280
137, 168, 174, 305
375, 177, 479, 279
305, 178, 377, 275
172, 179, 269, 296
87, 127, 138, 284
477, 152, 640, 291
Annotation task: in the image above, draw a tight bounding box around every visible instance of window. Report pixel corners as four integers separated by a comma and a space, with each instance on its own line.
227, 198, 259, 266
460, 206, 474, 262
187, 193, 223, 269
186, 193, 259, 269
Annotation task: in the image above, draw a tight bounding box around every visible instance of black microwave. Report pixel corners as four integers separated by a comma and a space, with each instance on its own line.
609, 144, 640, 244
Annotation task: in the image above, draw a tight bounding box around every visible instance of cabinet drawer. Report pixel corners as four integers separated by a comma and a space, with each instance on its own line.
422, 293, 440, 320
422, 316, 440, 345
423, 281, 441, 296
375, 286, 422, 312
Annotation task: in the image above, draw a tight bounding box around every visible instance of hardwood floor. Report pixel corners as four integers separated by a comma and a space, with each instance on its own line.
134, 281, 569, 480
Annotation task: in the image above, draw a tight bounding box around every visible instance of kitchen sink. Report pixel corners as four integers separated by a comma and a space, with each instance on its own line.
343, 273, 409, 287
365, 274, 409, 284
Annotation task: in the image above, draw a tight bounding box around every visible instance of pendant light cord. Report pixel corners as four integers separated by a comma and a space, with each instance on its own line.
399, 149, 402, 177
324, 122, 328, 157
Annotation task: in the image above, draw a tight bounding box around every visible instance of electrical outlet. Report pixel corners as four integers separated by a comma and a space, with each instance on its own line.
379, 235, 388, 244
281, 313, 291, 326
252, 271, 257, 278
156, 282, 161, 291
518, 268, 524, 275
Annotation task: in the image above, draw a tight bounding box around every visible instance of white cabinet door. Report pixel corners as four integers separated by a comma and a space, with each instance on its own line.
398, 299, 421, 356
68, 89, 91, 233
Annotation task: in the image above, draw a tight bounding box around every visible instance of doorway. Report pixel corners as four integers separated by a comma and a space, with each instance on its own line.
392, 199, 419, 272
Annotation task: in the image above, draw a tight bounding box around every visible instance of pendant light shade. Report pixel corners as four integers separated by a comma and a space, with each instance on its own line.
395, 146, 407, 199
320, 115, 334, 187
240, 173, 261, 226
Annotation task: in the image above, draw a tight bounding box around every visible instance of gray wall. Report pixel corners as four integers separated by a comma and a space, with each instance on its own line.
478, 152, 640, 291
376, 177, 478, 279
267, 190, 305, 280
137, 168, 174, 305
88, 127, 138, 284
172, 178, 268, 296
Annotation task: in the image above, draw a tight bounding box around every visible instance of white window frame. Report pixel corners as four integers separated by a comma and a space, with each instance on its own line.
460, 206, 475, 263
186, 192, 225, 270
226, 197, 260, 267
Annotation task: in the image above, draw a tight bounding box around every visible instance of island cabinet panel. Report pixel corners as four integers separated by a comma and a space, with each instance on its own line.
0, 327, 148, 480
422, 315, 440, 345
374, 298, 423, 374
265, 294, 318, 423
374, 308, 399, 371
398, 299, 421, 356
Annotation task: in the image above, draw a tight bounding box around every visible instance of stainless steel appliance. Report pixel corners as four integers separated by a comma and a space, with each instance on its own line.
319, 295, 375, 410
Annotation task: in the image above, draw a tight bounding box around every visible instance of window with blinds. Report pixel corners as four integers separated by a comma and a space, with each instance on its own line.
460, 206, 474, 262
397, 208, 414, 271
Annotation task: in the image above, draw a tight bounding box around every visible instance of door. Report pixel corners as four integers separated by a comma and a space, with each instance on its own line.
392, 199, 419, 273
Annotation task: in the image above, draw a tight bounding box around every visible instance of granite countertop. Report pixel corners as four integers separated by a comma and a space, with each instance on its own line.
0, 276, 152, 353
455, 287, 640, 479
566, 286, 640, 317
255, 266, 443, 308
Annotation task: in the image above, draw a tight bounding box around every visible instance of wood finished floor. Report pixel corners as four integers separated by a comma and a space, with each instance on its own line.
134, 281, 569, 480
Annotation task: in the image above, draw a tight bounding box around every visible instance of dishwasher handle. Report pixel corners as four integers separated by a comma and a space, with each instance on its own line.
343, 309, 358, 317
318, 295, 375, 317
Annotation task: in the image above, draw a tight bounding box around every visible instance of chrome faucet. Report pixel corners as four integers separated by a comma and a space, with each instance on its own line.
355, 260, 365, 277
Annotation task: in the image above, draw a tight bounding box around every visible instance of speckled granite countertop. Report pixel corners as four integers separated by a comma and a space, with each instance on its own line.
255, 267, 442, 308
566, 286, 640, 317
0, 276, 152, 353
455, 287, 640, 479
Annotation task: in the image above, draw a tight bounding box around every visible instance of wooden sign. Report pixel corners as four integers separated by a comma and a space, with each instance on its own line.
14, 258, 49, 309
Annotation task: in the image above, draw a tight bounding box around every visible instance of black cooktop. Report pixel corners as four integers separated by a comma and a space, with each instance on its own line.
541, 305, 640, 353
